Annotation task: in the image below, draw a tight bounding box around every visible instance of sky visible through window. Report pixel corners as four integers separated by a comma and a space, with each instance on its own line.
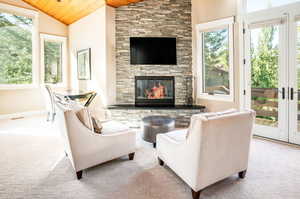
250, 26, 279, 50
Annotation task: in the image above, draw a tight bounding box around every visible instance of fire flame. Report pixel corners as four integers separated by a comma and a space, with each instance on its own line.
145, 84, 165, 99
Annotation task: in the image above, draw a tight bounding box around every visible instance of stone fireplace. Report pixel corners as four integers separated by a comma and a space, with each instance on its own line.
115, 0, 192, 105
135, 76, 175, 107
109, 0, 205, 128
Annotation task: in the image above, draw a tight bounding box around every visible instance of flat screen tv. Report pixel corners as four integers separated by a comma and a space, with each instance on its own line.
130, 37, 177, 65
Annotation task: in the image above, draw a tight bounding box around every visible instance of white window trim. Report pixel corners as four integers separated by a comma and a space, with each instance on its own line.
196, 17, 235, 102
245, 0, 300, 14
0, 3, 39, 90
40, 34, 67, 88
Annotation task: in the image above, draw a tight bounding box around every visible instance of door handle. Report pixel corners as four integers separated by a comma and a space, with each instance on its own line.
279, 87, 285, 100
291, 88, 294, 100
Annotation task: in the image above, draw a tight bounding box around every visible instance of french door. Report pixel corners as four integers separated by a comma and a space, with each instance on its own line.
244, 3, 300, 144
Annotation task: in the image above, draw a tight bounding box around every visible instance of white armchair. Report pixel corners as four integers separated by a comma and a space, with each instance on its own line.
157, 110, 255, 199
56, 104, 136, 180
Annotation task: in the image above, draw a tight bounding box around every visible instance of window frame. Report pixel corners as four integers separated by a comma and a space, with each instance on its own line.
196, 17, 235, 102
40, 33, 67, 88
0, 3, 39, 90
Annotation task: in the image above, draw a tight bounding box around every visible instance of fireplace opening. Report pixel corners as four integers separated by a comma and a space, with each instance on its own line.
135, 76, 175, 107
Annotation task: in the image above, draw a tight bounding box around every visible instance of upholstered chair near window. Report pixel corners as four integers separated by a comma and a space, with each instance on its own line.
156, 110, 255, 199
56, 103, 137, 180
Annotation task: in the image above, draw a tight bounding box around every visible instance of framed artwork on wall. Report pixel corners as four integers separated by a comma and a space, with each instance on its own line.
77, 48, 91, 80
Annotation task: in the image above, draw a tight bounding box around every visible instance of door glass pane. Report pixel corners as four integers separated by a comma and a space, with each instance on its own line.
297, 22, 300, 132
250, 25, 279, 127
44, 40, 62, 84
202, 28, 230, 95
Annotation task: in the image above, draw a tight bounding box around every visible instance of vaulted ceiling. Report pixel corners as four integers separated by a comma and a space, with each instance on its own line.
22, 0, 144, 25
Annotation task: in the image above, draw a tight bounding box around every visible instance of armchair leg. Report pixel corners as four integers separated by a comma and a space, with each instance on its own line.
129, 152, 135, 160
238, 170, 247, 179
158, 157, 164, 166
76, 171, 83, 180
191, 189, 202, 199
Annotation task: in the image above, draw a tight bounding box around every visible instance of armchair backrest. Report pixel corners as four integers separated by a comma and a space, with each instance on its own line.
187, 110, 255, 189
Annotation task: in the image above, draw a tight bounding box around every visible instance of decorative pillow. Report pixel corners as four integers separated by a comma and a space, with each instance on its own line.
59, 98, 105, 134
76, 107, 94, 132
88, 108, 109, 123
92, 117, 103, 134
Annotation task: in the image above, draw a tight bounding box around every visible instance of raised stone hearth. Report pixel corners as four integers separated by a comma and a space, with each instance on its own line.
108, 105, 205, 128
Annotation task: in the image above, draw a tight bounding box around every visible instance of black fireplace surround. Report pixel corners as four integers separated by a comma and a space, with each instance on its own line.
135, 76, 175, 107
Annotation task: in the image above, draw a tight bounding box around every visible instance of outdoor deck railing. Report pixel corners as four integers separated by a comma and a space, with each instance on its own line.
252, 88, 300, 119
251, 88, 278, 119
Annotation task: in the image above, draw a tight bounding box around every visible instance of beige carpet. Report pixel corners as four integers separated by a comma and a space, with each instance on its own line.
0, 122, 300, 198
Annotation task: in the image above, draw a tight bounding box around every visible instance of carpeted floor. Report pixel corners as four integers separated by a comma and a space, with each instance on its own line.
0, 116, 300, 199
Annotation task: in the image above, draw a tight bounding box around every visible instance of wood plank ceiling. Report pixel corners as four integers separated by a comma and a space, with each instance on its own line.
22, 0, 144, 25
106, 0, 143, 7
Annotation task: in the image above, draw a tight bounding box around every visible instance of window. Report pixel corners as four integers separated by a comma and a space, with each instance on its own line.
196, 17, 234, 101
0, 4, 38, 88
247, 0, 300, 13
40, 34, 67, 86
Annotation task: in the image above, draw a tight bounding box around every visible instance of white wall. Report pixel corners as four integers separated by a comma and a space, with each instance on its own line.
0, 0, 68, 115
105, 6, 116, 105
68, 5, 116, 109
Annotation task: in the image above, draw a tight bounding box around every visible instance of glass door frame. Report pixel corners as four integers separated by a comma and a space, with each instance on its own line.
244, 8, 289, 141
242, 2, 300, 144
287, 4, 300, 144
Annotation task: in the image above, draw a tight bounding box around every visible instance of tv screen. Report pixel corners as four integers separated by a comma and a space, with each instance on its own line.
130, 37, 177, 65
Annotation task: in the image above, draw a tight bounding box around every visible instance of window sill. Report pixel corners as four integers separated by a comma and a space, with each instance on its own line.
0, 82, 69, 90
197, 94, 234, 102
0, 84, 39, 90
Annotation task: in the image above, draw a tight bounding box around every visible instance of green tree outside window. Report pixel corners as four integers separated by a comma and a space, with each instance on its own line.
44, 40, 62, 84
0, 13, 33, 84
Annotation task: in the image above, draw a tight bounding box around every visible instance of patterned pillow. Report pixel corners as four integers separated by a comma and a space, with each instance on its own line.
92, 117, 103, 134
58, 99, 103, 134
76, 107, 94, 132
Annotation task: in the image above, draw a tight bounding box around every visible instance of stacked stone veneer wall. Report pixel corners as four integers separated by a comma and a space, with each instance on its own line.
115, 0, 192, 105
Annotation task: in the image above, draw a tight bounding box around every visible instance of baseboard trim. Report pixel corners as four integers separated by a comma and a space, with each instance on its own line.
0, 110, 47, 120
253, 135, 300, 149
